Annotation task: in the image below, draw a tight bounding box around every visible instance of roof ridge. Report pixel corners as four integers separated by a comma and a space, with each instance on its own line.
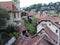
44, 26, 58, 42
32, 35, 44, 45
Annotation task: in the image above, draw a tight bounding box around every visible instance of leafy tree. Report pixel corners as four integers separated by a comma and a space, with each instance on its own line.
32, 16, 37, 27
23, 2, 60, 16
0, 8, 10, 45
0, 8, 10, 29
0, 8, 20, 45
24, 18, 36, 35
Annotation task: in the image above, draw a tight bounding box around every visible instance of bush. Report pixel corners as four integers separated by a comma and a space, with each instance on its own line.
24, 19, 36, 35
0, 8, 10, 29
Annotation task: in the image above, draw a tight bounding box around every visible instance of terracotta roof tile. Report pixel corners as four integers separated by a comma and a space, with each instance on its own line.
52, 17, 60, 22
15, 35, 54, 45
51, 21, 60, 29
15, 35, 31, 45
15, 29, 56, 45
44, 26, 58, 42
24, 11, 60, 23
0, 1, 18, 12
38, 15, 60, 23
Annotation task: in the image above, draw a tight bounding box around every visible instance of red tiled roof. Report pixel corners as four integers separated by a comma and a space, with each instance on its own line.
51, 21, 60, 29
43, 26, 58, 42
51, 17, 60, 22
15, 35, 31, 45
24, 11, 37, 16
37, 35, 55, 45
38, 15, 60, 23
0, 1, 18, 12
25, 11, 60, 22
15, 35, 54, 45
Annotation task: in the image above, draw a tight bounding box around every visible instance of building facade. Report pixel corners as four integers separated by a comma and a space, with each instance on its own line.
0, 1, 21, 26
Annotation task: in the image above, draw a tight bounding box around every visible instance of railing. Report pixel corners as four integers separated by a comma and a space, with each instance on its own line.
5, 36, 16, 45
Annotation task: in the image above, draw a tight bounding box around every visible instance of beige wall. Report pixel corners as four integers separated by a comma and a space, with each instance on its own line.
8, 12, 14, 25
7, 12, 21, 25
13, 12, 21, 21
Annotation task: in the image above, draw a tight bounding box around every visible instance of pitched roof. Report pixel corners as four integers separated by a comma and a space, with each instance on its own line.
15, 35, 54, 45
51, 21, 60, 29
0, 1, 18, 12
24, 11, 60, 23
51, 17, 60, 22
15, 35, 31, 45
22, 11, 60, 24
43, 26, 58, 42
25, 11, 37, 16
38, 15, 60, 23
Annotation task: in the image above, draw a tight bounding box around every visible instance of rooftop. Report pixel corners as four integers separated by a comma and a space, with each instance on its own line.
0, 1, 18, 12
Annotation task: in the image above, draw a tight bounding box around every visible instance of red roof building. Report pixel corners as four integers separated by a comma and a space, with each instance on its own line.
0, 1, 18, 12
15, 34, 55, 45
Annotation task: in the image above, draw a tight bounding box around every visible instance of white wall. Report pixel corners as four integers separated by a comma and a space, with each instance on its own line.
37, 23, 44, 32
37, 21, 59, 36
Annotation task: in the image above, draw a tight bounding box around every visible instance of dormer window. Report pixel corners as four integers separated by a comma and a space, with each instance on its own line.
14, 13, 16, 18
56, 30, 58, 33
49, 24, 51, 26
42, 24, 47, 26
56, 42, 57, 44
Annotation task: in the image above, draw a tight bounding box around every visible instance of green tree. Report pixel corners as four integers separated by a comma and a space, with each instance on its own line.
24, 16, 37, 35
24, 18, 36, 35
0, 8, 20, 45
0, 8, 10, 29
0, 8, 10, 45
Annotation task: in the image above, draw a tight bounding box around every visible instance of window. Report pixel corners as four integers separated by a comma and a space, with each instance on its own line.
53, 40, 58, 44
49, 24, 51, 26
14, 13, 16, 18
53, 40, 55, 42
56, 42, 57, 44
56, 30, 58, 33
42, 24, 47, 26
22, 30, 26, 35
21, 12, 27, 17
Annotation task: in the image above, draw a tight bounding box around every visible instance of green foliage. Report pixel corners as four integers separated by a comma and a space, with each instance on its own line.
0, 8, 10, 28
12, 32, 20, 37
24, 16, 37, 35
11, 24, 17, 31
23, 2, 60, 15
32, 16, 37, 26
10, 24, 20, 37
24, 19, 36, 35
1, 24, 20, 44
51, 14, 58, 17
0, 8, 10, 19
